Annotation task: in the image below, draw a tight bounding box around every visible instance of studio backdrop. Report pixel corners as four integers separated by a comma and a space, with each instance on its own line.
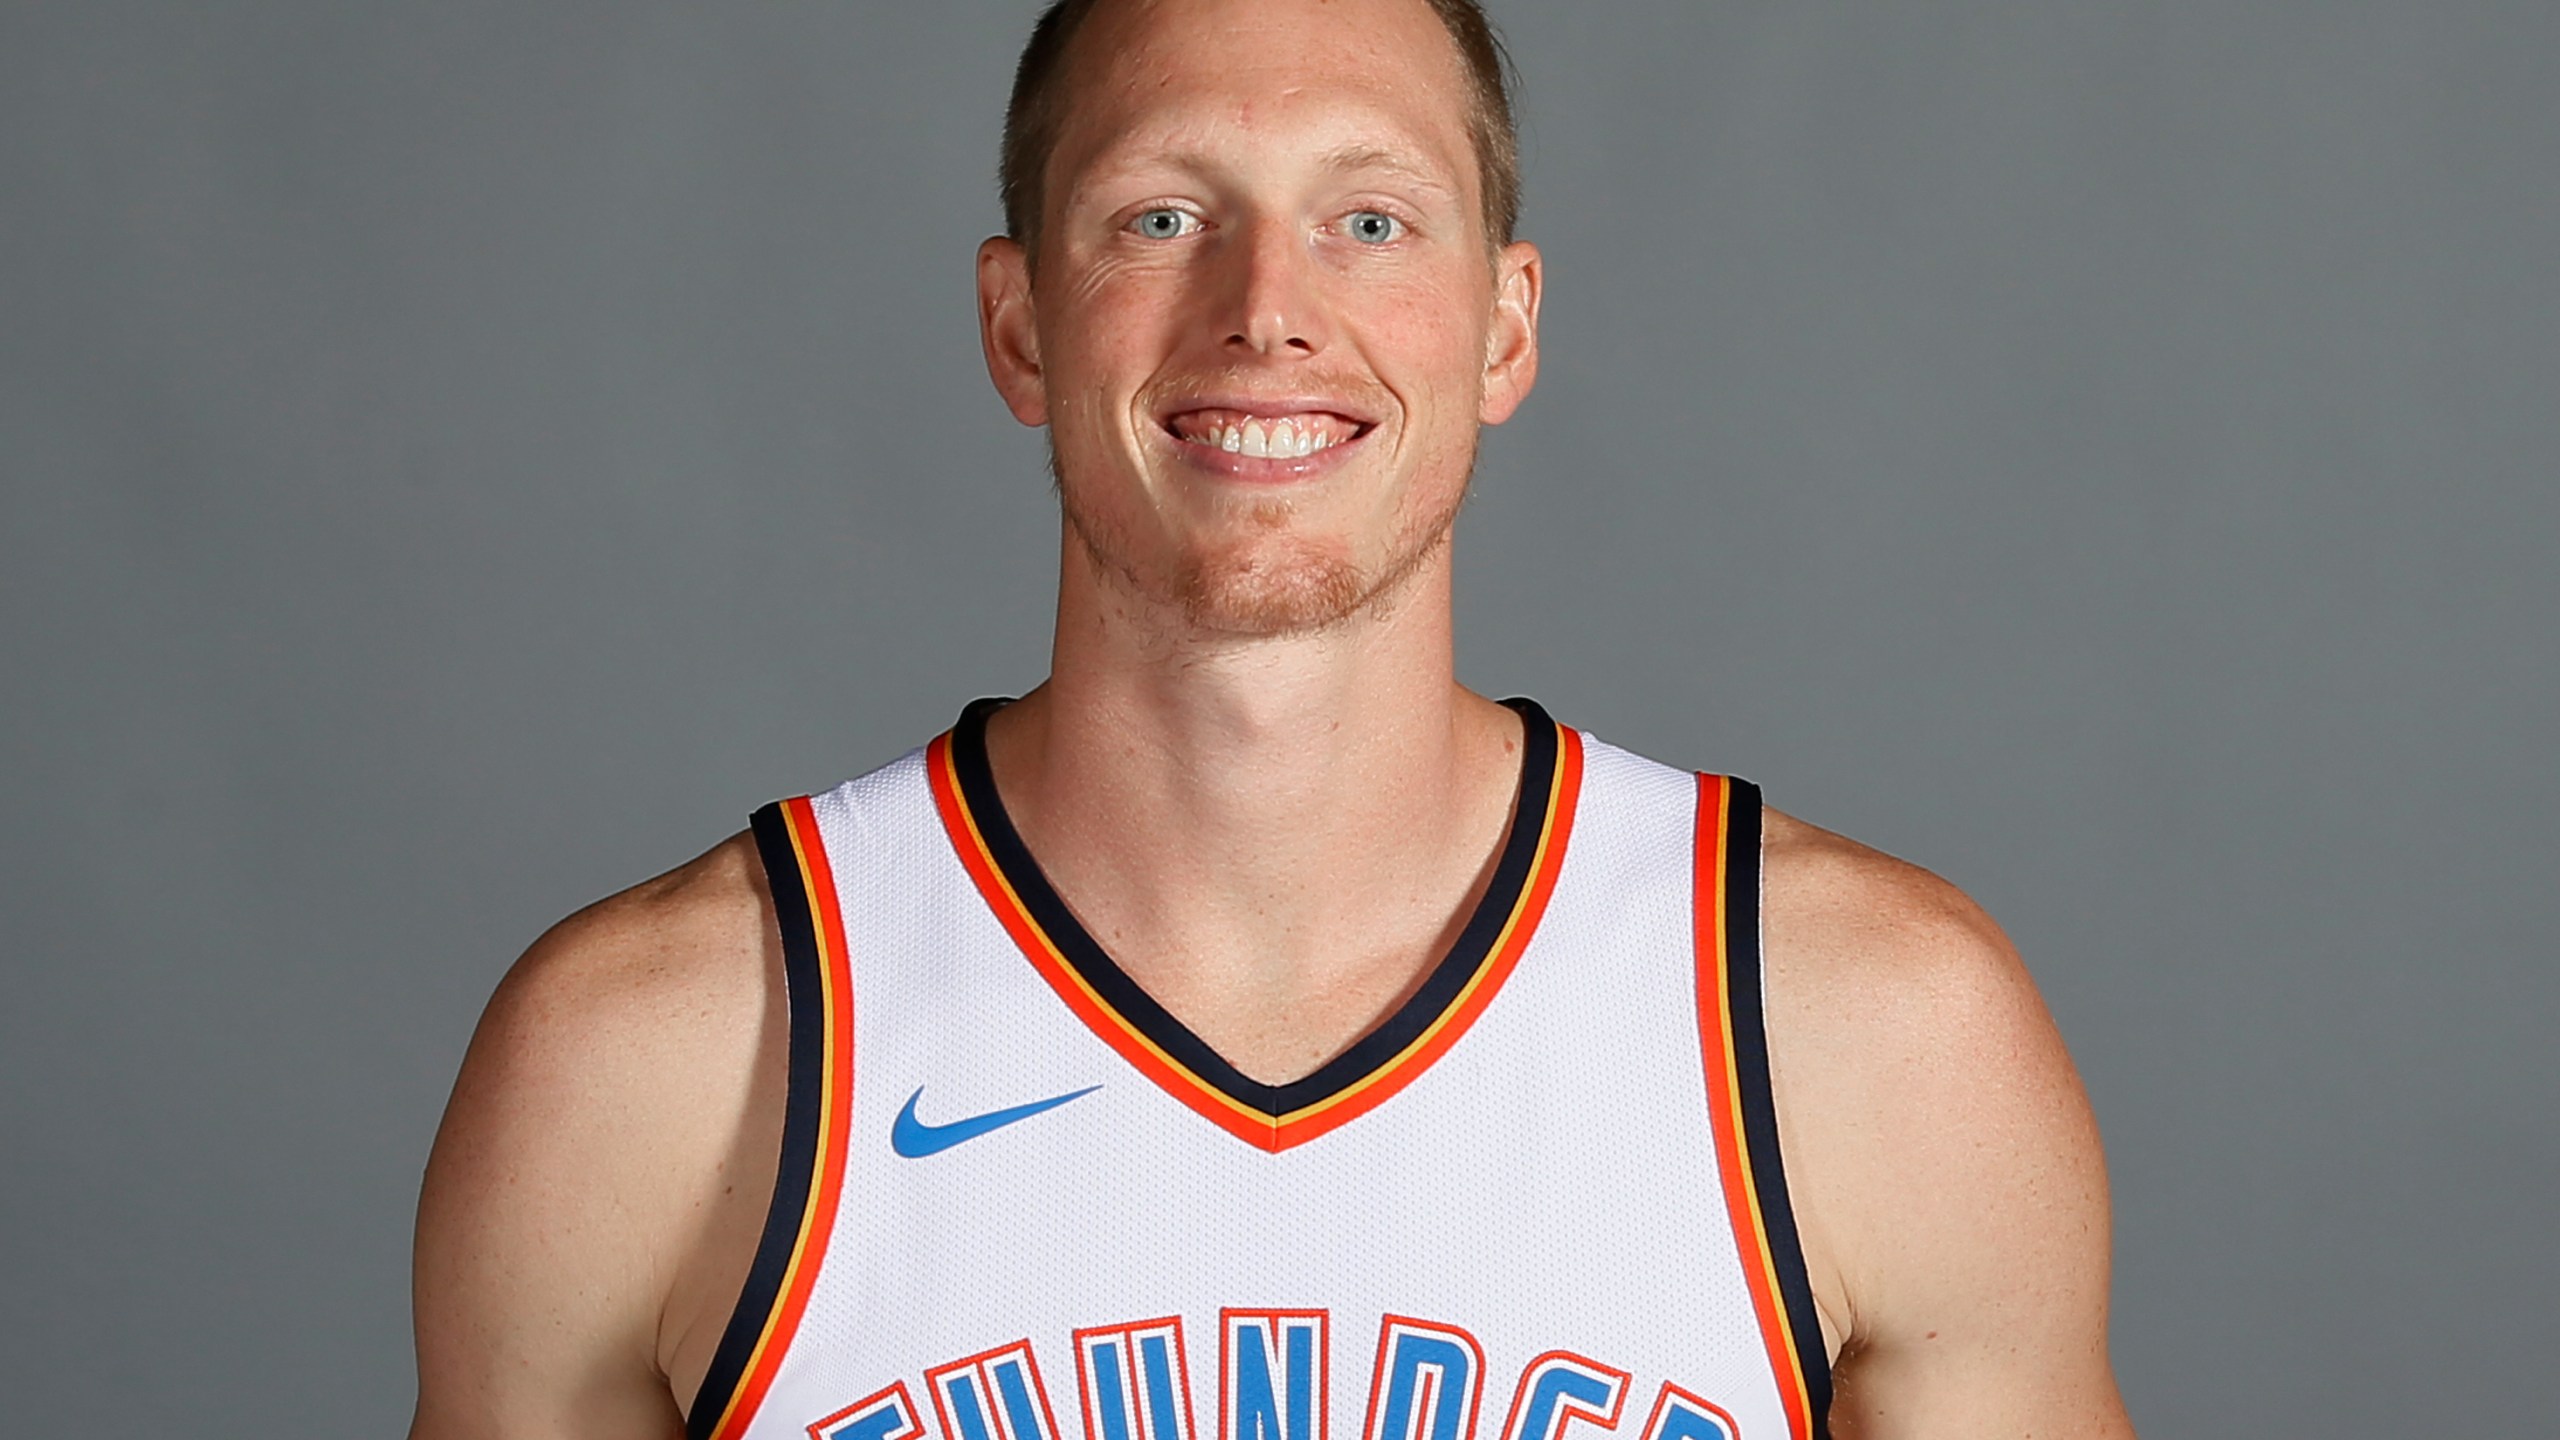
2, 3, 2553, 1435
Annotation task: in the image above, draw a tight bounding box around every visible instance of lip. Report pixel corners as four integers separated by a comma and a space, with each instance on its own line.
1151, 394, 1382, 483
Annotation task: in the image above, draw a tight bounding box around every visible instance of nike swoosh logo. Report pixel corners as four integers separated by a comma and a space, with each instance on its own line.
890, 1084, 1102, 1158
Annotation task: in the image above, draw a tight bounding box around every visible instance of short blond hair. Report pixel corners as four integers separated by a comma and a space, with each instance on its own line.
998, 0, 1522, 261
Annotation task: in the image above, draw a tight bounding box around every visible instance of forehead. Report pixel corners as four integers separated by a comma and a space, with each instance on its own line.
1046, 0, 1479, 197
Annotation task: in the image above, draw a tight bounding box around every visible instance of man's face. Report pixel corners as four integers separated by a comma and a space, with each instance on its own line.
978, 0, 1541, 636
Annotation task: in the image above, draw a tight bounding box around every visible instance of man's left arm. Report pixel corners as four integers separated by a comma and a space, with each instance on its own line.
1764, 817, 2136, 1439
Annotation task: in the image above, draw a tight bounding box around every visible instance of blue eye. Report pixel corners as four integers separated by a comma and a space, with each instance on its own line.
1346, 211, 1401, 244
1132, 208, 1195, 239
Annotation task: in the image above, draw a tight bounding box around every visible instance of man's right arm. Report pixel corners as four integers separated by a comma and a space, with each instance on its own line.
410, 835, 783, 1440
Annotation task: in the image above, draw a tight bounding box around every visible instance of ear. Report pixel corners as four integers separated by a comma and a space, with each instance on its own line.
1478, 240, 1543, 426
977, 235, 1047, 427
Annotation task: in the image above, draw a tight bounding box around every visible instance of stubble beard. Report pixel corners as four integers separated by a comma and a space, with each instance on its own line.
1053, 440, 1473, 639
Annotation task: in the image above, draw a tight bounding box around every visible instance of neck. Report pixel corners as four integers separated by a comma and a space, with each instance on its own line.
979, 528, 1524, 1079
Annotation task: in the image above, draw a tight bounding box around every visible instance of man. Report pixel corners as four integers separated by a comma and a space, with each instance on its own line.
410, 1, 2136, 1437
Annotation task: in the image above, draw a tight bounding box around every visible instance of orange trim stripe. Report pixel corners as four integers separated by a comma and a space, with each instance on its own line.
1694, 774, 1814, 1440
928, 725, 1585, 1153
709, 797, 857, 1440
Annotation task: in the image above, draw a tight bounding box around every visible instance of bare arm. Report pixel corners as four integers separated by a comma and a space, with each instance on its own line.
410, 836, 782, 1440
1764, 814, 2134, 1439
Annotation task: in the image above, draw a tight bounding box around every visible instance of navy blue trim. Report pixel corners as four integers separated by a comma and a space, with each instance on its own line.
685, 804, 830, 1439
949, 696, 1556, 1119
1718, 779, 1834, 1436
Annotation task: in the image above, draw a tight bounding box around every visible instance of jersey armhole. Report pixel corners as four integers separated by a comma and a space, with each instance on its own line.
688, 798, 857, 1440
1695, 776, 1834, 1440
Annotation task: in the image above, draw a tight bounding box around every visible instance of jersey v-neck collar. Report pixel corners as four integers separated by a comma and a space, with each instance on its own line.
924, 696, 1585, 1152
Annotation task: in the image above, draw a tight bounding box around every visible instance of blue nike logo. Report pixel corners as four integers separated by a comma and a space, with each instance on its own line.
890, 1084, 1101, 1158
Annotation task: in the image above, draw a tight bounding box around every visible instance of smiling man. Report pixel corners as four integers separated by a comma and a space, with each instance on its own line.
410, 3, 2134, 1439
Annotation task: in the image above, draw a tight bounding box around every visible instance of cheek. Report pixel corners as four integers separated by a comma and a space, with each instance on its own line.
1389, 333, 1493, 459
1355, 274, 1491, 393
1038, 319, 1147, 452
1047, 279, 1186, 408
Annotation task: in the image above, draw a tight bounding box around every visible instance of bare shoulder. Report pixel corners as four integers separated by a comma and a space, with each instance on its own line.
1758, 807, 2055, 1070
467, 831, 777, 1083
411, 832, 787, 1440
1757, 808, 2133, 1437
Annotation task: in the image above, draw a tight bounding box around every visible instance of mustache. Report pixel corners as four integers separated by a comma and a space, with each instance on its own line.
1142, 371, 1395, 418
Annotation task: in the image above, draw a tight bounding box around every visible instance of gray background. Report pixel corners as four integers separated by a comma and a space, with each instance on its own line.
3, 2, 2552, 1433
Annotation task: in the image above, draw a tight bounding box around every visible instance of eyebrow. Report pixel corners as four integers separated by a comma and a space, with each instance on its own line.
1313, 143, 1460, 193
1073, 143, 1462, 201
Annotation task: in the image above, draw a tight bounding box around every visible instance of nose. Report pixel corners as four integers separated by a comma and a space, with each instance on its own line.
1219, 216, 1328, 358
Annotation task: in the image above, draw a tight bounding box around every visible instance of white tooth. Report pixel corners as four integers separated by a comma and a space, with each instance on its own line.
1221, 424, 1243, 453
1292, 426, 1313, 457
1242, 419, 1270, 459
1268, 419, 1296, 457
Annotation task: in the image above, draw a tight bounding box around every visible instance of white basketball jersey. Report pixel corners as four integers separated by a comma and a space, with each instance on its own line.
687, 700, 1831, 1440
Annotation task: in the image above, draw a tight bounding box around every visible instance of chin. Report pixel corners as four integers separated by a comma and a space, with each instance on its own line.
1058, 445, 1470, 639
1173, 537, 1371, 636
1153, 514, 1460, 638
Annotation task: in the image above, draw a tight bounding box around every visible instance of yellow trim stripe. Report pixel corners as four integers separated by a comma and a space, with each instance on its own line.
1706, 777, 1814, 1438
704, 800, 852, 1440
1282, 742, 1569, 1123
936, 754, 1263, 1119
940, 721, 1569, 1130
